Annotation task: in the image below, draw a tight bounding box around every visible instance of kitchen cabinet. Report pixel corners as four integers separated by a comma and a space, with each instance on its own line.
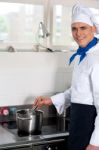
2, 138, 68, 150
9, 148, 32, 150
32, 138, 68, 150
33, 142, 65, 150
2, 145, 32, 150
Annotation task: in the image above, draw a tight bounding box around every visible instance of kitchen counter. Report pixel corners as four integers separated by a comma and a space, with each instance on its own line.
0, 117, 69, 149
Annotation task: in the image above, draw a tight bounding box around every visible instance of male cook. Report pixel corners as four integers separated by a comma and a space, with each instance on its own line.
33, 4, 99, 150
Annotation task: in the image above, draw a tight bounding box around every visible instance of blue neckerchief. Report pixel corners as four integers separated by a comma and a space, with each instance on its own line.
69, 37, 98, 65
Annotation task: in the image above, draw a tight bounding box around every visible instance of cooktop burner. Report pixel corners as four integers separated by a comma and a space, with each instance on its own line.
5, 125, 66, 138
17, 130, 41, 137
0, 117, 70, 137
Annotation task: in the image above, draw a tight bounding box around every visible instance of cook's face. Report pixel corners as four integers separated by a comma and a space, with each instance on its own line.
71, 22, 96, 47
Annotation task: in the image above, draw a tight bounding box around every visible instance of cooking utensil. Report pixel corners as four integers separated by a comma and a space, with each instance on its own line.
16, 109, 43, 134
29, 105, 38, 114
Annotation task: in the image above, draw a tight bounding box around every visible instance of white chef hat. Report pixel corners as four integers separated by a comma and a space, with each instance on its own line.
72, 3, 99, 34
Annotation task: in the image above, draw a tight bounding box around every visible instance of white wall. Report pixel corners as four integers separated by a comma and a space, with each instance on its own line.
0, 52, 73, 106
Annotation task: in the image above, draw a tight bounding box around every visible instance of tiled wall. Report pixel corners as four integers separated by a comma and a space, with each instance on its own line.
0, 52, 74, 107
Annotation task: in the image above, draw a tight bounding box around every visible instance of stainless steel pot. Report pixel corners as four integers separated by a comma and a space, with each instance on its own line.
16, 109, 43, 134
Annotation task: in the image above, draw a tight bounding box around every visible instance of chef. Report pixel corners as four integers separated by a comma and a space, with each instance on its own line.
33, 4, 99, 150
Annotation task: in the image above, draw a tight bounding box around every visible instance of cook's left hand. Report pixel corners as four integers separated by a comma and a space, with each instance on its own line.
86, 144, 99, 150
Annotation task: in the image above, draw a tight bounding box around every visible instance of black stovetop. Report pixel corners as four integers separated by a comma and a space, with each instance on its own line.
0, 117, 69, 137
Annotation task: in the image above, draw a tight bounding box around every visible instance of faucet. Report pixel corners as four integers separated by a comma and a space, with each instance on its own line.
7, 46, 15, 52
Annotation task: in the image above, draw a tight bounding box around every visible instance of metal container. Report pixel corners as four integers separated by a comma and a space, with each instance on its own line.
16, 109, 43, 134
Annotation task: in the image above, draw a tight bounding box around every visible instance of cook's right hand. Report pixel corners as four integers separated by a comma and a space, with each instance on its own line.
33, 96, 53, 108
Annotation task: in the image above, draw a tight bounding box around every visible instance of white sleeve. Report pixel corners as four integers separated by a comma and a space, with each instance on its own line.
51, 88, 71, 114
90, 64, 99, 146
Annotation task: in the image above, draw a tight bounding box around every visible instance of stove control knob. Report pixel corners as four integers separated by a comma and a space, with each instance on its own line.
46, 146, 52, 150
2, 108, 9, 116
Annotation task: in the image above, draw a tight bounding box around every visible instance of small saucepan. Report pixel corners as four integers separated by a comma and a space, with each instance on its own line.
16, 108, 43, 135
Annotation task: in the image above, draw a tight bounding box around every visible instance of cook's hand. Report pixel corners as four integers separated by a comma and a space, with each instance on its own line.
33, 96, 53, 108
86, 144, 99, 150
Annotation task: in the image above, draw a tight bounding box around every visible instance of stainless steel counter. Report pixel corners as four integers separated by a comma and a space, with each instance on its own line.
0, 117, 69, 149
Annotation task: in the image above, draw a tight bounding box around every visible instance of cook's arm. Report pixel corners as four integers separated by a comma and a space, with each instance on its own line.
90, 64, 99, 146
51, 88, 71, 114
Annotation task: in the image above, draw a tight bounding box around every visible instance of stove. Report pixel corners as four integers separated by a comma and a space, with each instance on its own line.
0, 104, 70, 135
0, 105, 69, 150
0, 116, 69, 136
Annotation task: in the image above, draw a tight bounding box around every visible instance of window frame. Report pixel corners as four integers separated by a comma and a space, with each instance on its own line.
0, 0, 47, 51
49, 0, 99, 51
0, 0, 99, 51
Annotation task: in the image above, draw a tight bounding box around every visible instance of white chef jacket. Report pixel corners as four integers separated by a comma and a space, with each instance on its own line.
51, 42, 99, 146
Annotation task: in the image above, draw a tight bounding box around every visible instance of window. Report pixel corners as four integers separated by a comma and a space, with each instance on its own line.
51, 1, 99, 50
90, 7, 99, 38
52, 5, 74, 47
0, 1, 44, 50
0, 0, 99, 51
